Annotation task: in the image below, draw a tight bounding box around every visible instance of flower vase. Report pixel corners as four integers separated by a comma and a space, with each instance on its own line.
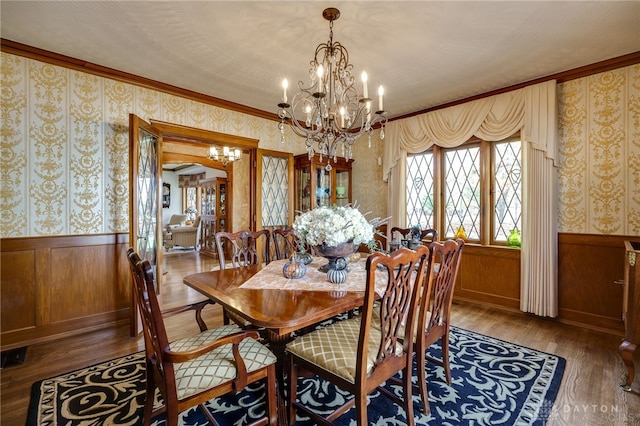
313, 241, 355, 272
506, 228, 521, 248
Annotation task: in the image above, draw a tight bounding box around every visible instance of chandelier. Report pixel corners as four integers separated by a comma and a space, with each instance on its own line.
277, 7, 387, 171
208, 146, 241, 167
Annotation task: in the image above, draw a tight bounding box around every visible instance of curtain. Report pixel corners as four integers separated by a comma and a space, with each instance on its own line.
383, 80, 557, 317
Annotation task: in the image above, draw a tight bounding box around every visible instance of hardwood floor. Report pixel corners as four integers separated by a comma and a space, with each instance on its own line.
2, 250, 639, 425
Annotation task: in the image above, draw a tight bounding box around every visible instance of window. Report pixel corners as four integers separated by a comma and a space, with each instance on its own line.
406, 152, 434, 229
493, 141, 522, 241
406, 136, 521, 245
444, 145, 480, 240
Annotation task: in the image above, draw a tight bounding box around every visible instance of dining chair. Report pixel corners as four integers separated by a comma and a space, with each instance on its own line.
286, 245, 431, 426
215, 229, 271, 328
413, 238, 464, 413
127, 248, 278, 426
215, 229, 271, 269
270, 227, 300, 260
391, 226, 438, 244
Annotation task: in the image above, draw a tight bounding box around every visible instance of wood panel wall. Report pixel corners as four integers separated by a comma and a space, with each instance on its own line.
454, 244, 521, 310
557, 233, 627, 334
454, 233, 628, 335
1, 234, 130, 351
0, 232, 629, 351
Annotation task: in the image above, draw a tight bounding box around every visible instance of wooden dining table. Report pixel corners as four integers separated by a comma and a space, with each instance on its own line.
183, 256, 373, 424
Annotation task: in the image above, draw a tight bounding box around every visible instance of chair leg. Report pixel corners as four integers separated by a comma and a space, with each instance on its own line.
265, 364, 278, 426
165, 401, 179, 426
416, 344, 431, 415
402, 365, 416, 426
442, 331, 452, 385
287, 354, 298, 425
355, 390, 368, 426
144, 366, 155, 426
198, 404, 221, 426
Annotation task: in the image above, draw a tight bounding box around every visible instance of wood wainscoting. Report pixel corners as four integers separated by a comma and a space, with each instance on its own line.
453, 233, 628, 335
0, 232, 629, 351
454, 244, 522, 311
557, 233, 627, 334
1, 234, 131, 351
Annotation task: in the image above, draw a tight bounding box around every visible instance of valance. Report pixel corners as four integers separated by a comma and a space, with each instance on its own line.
178, 173, 206, 188
383, 81, 557, 181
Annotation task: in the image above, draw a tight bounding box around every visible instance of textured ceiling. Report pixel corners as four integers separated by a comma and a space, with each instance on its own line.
2, 1, 639, 120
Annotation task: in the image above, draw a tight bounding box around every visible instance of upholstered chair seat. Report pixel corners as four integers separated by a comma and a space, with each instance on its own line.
169, 325, 277, 400
286, 316, 402, 383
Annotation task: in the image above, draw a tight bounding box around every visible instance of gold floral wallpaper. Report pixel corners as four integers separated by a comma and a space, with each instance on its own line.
0, 52, 386, 237
3, 51, 636, 238
557, 64, 640, 235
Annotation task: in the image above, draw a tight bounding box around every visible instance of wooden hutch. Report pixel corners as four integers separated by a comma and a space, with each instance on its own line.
294, 154, 353, 212
199, 177, 228, 258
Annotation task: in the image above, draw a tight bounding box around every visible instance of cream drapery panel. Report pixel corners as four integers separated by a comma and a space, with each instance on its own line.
383, 80, 558, 317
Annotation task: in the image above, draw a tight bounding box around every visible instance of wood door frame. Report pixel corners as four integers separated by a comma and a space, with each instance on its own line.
149, 120, 260, 234
129, 114, 163, 336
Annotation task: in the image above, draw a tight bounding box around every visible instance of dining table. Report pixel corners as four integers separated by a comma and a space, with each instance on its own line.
183, 255, 378, 424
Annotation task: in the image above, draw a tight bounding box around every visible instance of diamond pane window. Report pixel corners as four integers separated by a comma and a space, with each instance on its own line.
444, 147, 480, 239
261, 155, 289, 227
406, 152, 434, 229
137, 128, 158, 259
493, 141, 522, 242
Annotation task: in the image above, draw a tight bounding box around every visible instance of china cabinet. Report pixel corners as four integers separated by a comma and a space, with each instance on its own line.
619, 240, 640, 392
199, 177, 228, 258
294, 154, 353, 212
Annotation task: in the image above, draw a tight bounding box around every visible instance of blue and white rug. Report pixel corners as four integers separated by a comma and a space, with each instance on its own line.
27, 326, 564, 425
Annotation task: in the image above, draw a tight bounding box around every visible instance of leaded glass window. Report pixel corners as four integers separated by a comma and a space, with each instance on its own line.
405, 134, 521, 246
261, 155, 289, 227
406, 152, 434, 229
493, 141, 522, 242
444, 146, 480, 240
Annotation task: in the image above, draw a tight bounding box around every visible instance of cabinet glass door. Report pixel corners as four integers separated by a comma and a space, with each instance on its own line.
335, 169, 350, 206
298, 165, 311, 211
316, 167, 331, 207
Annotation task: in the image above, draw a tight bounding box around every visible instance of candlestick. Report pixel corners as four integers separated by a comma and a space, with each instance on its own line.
378, 85, 384, 111
361, 71, 368, 98
282, 79, 288, 103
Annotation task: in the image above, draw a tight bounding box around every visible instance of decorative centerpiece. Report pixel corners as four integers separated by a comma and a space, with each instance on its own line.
292, 205, 384, 273
282, 252, 307, 279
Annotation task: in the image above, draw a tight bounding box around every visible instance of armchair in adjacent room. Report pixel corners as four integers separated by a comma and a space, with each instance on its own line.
164, 215, 200, 250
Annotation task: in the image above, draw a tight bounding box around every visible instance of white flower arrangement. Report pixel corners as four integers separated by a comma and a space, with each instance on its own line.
293, 205, 386, 250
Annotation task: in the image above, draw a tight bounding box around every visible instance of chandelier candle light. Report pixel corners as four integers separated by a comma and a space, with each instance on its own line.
277, 7, 387, 171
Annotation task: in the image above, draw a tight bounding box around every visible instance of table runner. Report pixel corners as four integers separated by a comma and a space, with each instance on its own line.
239, 257, 389, 295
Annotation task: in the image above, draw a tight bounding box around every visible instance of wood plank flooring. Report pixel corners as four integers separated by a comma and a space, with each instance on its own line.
2, 250, 639, 425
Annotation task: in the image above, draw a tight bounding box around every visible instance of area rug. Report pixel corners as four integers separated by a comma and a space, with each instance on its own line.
27, 326, 565, 425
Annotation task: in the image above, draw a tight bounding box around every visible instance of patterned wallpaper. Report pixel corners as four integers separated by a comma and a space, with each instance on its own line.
557, 64, 640, 235
2, 52, 636, 238
0, 52, 386, 237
